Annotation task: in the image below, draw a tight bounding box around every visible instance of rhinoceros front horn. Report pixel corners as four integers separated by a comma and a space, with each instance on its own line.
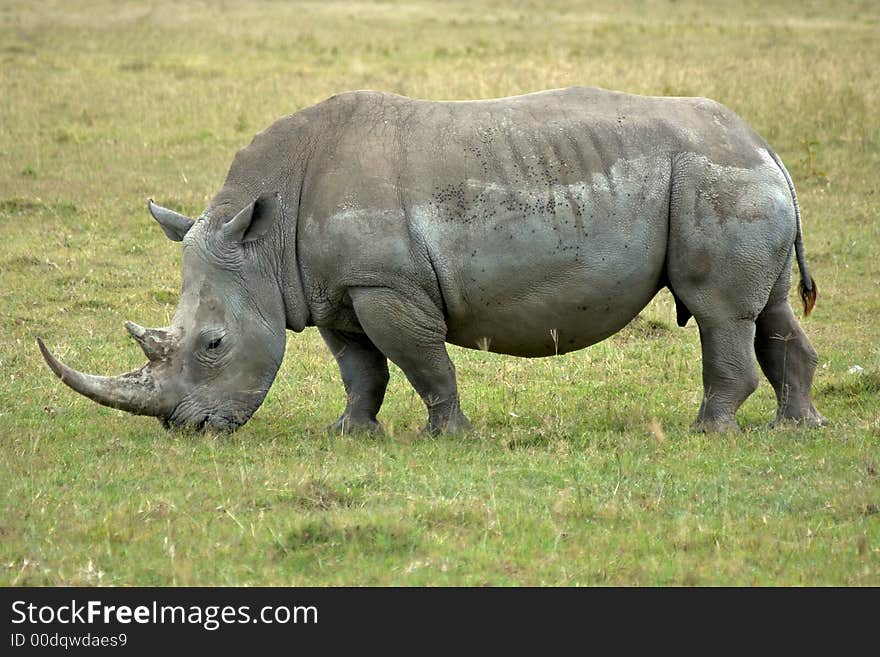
37, 337, 169, 417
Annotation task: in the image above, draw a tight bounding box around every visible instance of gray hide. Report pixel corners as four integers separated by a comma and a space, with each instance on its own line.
39, 87, 826, 433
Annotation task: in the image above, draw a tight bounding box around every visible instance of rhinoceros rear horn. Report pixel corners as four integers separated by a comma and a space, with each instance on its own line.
125, 321, 173, 362
148, 199, 195, 242
37, 338, 169, 417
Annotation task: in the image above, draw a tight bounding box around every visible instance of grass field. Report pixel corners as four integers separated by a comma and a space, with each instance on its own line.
1, 0, 878, 585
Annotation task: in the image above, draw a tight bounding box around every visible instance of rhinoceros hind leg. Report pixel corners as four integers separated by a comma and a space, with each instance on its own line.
755, 301, 827, 427
319, 327, 389, 434
693, 318, 760, 432
350, 286, 472, 435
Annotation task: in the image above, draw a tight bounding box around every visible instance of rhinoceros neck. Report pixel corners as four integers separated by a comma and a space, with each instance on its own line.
204, 194, 310, 335
202, 183, 310, 333
204, 111, 316, 332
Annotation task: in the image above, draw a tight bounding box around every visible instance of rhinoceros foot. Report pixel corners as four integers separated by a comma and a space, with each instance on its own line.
691, 417, 741, 434
326, 414, 384, 436
422, 412, 473, 436
770, 410, 829, 429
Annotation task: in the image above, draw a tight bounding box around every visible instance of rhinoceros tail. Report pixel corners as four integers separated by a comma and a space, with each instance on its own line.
799, 276, 817, 317
768, 148, 817, 317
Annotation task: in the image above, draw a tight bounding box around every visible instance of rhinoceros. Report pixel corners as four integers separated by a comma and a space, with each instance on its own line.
38, 86, 826, 433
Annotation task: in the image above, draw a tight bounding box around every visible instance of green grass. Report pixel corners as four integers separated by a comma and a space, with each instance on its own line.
1, 0, 878, 585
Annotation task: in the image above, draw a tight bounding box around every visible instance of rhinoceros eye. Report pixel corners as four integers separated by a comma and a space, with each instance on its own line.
199, 330, 226, 357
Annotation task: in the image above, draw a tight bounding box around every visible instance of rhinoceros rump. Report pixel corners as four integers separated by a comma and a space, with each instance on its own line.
39, 87, 826, 433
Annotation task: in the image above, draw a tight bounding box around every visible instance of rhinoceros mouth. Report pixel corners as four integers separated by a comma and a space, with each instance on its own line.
160, 414, 241, 433
161, 403, 252, 433
159, 415, 207, 432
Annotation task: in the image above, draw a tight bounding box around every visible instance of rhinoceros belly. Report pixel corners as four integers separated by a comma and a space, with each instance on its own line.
419, 160, 670, 357
443, 247, 666, 358
444, 272, 662, 357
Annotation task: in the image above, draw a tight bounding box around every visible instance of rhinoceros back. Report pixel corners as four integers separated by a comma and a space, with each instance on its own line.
220, 88, 776, 357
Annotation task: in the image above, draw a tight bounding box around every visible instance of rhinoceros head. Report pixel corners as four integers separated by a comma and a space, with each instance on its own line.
38, 193, 288, 432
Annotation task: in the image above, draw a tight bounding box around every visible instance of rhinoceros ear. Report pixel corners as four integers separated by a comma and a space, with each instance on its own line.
221, 192, 280, 244
148, 199, 195, 242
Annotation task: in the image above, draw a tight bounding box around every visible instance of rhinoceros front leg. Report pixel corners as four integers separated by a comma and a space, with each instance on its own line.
349, 286, 472, 435
693, 318, 760, 432
319, 327, 389, 434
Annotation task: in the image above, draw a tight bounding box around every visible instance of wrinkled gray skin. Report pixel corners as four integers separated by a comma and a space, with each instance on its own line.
39, 87, 827, 433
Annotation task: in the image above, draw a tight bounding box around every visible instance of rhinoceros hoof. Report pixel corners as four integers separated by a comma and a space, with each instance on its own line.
691, 417, 740, 434
813, 414, 830, 428
326, 415, 384, 435
422, 414, 474, 436
770, 411, 829, 429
